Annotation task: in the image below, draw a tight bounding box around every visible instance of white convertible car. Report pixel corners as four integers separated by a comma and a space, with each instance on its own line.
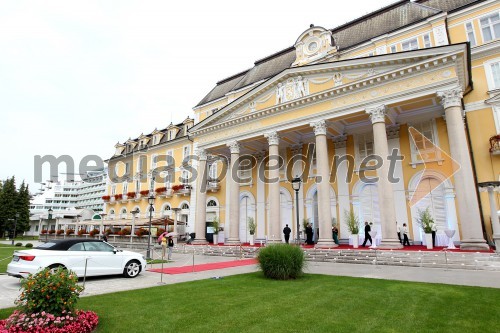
7, 239, 147, 278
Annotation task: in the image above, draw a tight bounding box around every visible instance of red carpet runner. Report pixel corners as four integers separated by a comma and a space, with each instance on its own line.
149, 258, 258, 275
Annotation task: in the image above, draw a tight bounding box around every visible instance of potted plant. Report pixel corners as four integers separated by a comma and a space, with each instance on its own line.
89, 229, 99, 237
212, 216, 219, 245
66, 229, 75, 236
56, 229, 64, 236
114, 193, 123, 201
126, 191, 136, 199
248, 217, 256, 246
416, 207, 434, 249
344, 209, 360, 248
101, 195, 111, 202
77, 229, 85, 236
140, 190, 150, 197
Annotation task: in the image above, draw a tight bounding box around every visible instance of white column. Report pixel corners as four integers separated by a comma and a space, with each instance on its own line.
173, 208, 180, 245
256, 152, 266, 240
226, 141, 241, 244
187, 144, 198, 234
366, 105, 402, 249
193, 148, 209, 244
333, 135, 350, 240
265, 131, 281, 243
437, 88, 488, 250
486, 187, 500, 252
310, 120, 337, 247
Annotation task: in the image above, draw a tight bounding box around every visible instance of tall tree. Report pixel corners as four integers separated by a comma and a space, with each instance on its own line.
0, 177, 17, 237
15, 181, 31, 235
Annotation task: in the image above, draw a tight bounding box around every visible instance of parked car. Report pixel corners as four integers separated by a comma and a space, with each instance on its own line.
7, 239, 147, 279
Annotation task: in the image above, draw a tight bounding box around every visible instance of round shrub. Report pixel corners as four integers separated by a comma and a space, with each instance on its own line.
257, 244, 305, 280
25, 243, 33, 248
15, 266, 83, 316
15, 243, 22, 247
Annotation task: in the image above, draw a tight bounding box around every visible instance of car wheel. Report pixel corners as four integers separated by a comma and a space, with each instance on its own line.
48, 264, 66, 274
123, 260, 141, 278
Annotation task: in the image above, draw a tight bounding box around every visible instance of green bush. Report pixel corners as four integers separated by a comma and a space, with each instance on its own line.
15, 267, 83, 316
15, 243, 22, 247
257, 244, 305, 280
25, 243, 33, 248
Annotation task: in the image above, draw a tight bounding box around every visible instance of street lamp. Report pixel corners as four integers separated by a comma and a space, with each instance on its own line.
291, 176, 302, 245
47, 208, 53, 242
11, 213, 19, 245
146, 194, 156, 260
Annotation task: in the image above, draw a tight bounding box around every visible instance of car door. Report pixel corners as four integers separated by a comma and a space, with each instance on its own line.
64, 242, 90, 276
82, 241, 124, 276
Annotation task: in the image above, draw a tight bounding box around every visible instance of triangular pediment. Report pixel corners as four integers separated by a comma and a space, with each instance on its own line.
190, 44, 470, 136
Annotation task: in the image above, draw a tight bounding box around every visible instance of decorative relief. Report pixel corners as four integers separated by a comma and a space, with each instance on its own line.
437, 87, 463, 109
386, 125, 400, 139
264, 131, 280, 146
276, 76, 309, 104
196, 148, 208, 161
249, 101, 256, 112
333, 73, 343, 87
227, 141, 240, 154
310, 119, 327, 136
366, 105, 387, 124
292, 25, 337, 67
332, 135, 347, 149
432, 25, 449, 46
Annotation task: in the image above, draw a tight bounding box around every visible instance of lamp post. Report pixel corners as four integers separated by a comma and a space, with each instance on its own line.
47, 208, 53, 242
291, 176, 302, 245
146, 194, 155, 260
11, 213, 19, 245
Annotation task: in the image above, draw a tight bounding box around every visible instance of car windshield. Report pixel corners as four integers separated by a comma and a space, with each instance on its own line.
35, 242, 58, 249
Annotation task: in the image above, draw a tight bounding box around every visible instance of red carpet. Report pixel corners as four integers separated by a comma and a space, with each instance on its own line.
149, 258, 258, 275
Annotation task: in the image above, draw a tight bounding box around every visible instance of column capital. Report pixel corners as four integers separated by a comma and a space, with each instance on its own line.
366, 105, 387, 124
310, 119, 327, 136
332, 135, 347, 149
227, 140, 240, 154
264, 131, 280, 146
437, 87, 463, 109
196, 148, 208, 161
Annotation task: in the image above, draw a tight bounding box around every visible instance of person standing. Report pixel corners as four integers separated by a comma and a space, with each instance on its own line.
430, 222, 437, 247
402, 223, 411, 246
396, 222, 402, 244
305, 223, 314, 245
332, 225, 339, 245
283, 224, 292, 244
161, 235, 167, 258
362, 221, 372, 247
167, 236, 174, 261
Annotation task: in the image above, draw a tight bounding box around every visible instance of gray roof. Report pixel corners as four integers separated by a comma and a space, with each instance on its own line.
195, 0, 484, 108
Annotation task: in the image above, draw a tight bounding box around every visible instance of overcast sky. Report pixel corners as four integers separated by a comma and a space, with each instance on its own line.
0, 0, 396, 192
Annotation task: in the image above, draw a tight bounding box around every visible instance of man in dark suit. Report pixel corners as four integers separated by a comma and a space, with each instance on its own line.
362, 221, 372, 247
283, 224, 291, 244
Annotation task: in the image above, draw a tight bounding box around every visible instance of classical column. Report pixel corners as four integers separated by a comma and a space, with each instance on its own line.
255, 151, 266, 240
485, 187, 500, 252
438, 88, 488, 250
333, 135, 350, 240
366, 105, 402, 249
193, 148, 209, 244
264, 131, 281, 243
310, 120, 337, 247
226, 141, 241, 244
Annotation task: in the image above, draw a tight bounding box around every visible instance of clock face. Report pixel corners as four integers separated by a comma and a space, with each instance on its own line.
308, 41, 318, 52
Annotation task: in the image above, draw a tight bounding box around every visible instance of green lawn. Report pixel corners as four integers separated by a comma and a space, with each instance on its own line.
2, 273, 498, 333
0, 245, 19, 273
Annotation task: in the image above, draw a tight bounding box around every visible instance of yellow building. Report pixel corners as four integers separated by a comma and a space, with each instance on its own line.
107, 0, 500, 250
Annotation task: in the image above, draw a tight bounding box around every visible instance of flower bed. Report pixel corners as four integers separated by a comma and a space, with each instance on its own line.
0, 310, 98, 333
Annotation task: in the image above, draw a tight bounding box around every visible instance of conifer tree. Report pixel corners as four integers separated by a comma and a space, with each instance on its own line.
0, 177, 17, 237
16, 181, 31, 234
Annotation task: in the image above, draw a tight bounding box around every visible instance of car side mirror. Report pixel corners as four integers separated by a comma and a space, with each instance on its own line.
113, 249, 117, 254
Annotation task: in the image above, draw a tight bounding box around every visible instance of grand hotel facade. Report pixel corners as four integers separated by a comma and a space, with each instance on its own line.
105, 0, 500, 250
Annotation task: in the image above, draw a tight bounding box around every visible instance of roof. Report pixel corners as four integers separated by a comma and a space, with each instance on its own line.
195, 0, 483, 108
35, 238, 103, 251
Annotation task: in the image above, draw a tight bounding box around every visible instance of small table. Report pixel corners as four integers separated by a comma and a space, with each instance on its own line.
369, 231, 378, 248
444, 229, 456, 249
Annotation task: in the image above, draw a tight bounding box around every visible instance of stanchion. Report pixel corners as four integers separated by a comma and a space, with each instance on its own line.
192, 250, 195, 272
158, 247, 166, 285
444, 249, 448, 271
82, 257, 89, 290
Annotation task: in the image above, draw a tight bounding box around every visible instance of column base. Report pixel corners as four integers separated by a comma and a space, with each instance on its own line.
459, 239, 490, 251
315, 239, 338, 248
192, 238, 208, 245
493, 234, 500, 253
378, 239, 403, 249
225, 238, 241, 245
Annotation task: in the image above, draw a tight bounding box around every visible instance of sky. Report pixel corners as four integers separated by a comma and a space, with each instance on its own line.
0, 0, 397, 193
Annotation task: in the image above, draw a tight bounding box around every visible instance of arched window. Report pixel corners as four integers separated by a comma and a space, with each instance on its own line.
120, 208, 127, 219
207, 200, 217, 207
181, 203, 189, 210
109, 209, 115, 219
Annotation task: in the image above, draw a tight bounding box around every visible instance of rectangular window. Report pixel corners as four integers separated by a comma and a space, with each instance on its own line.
390, 45, 397, 53
135, 180, 140, 192
111, 185, 116, 196
181, 170, 189, 185
401, 38, 418, 51
423, 34, 432, 48
123, 182, 128, 194
409, 120, 440, 164
357, 134, 374, 161
481, 12, 500, 42
491, 62, 500, 89
151, 154, 158, 169
465, 22, 477, 47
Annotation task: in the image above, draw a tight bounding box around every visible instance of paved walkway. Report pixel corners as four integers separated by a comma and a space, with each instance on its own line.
1, 250, 499, 310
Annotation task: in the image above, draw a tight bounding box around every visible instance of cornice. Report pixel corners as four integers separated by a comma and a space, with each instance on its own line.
192, 48, 467, 137
471, 40, 500, 59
